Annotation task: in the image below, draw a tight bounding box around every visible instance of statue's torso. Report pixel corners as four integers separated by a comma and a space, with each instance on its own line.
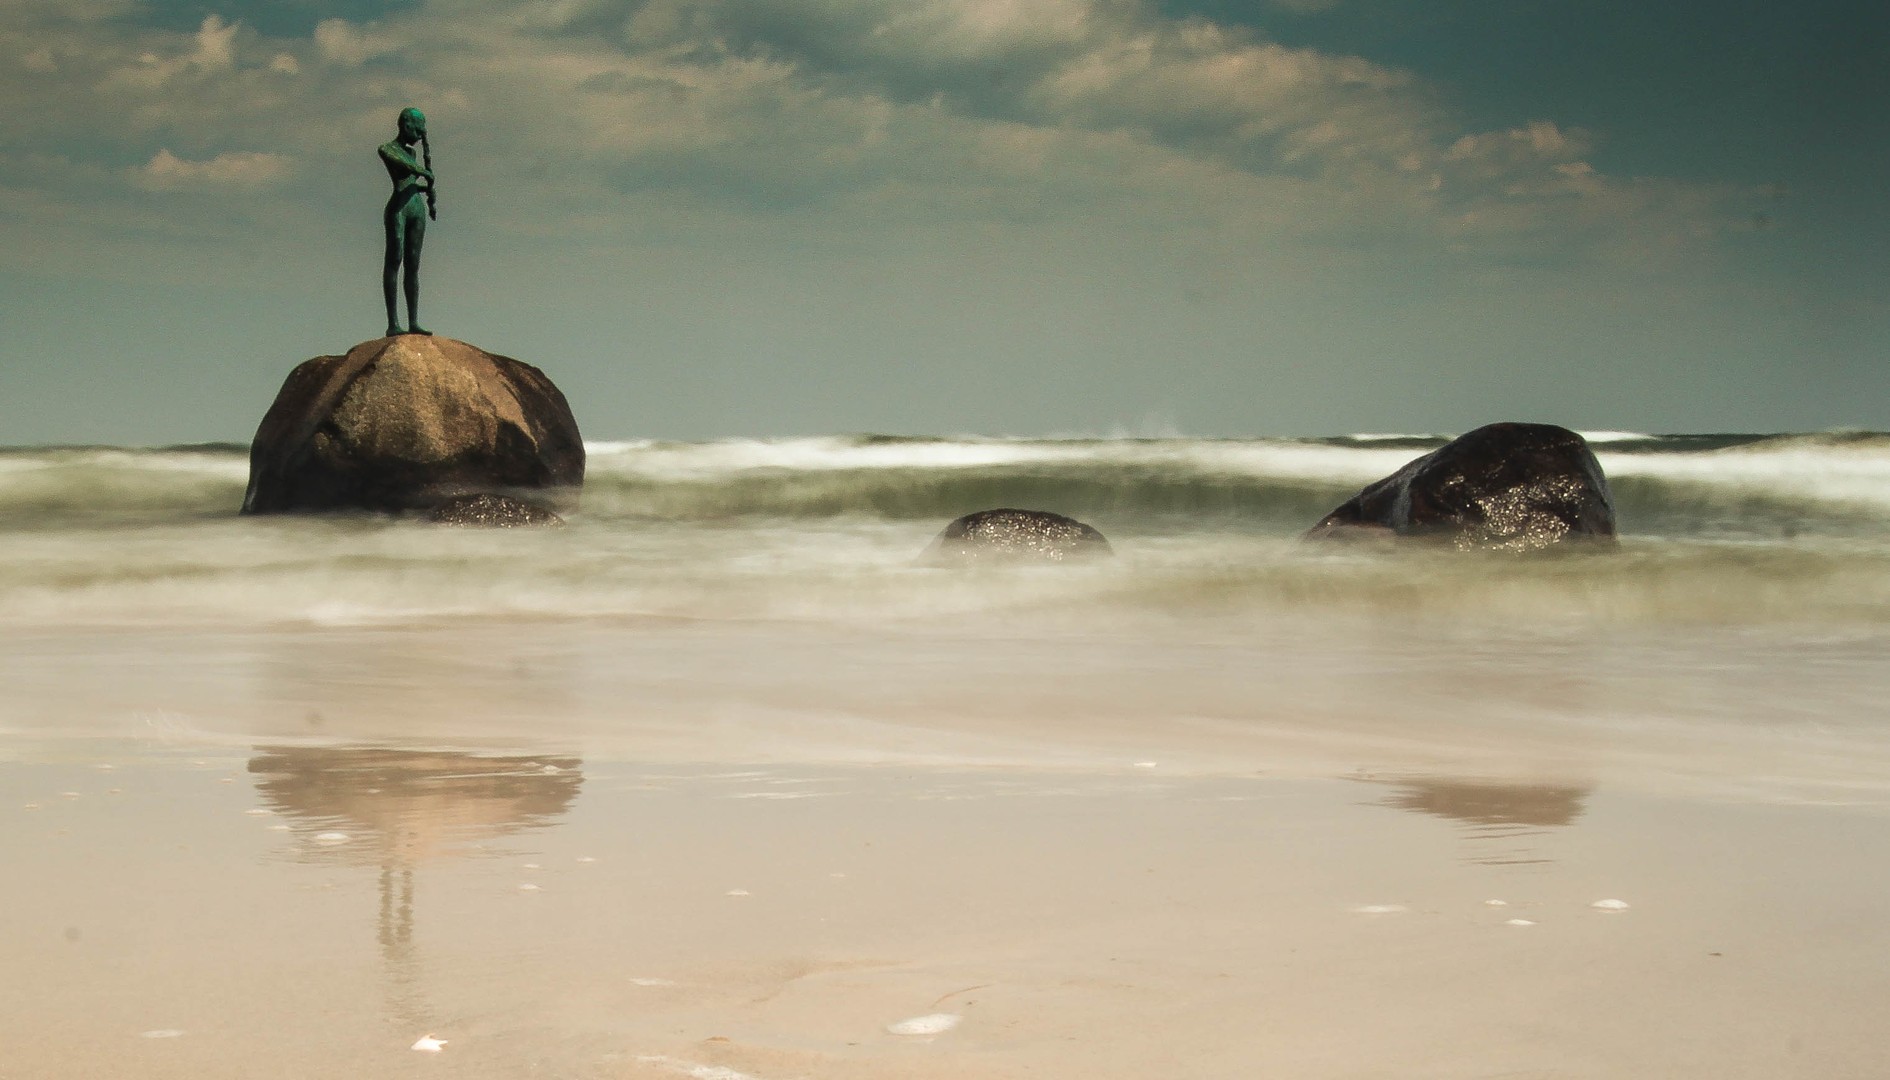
379, 141, 429, 207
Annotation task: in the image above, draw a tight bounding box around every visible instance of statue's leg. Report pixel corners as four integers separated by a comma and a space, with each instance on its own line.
404, 207, 428, 335
382, 207, 404, 336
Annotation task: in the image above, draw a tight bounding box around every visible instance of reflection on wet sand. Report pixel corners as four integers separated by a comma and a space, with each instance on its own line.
248, 746, 583, 860
246, 747, 584, 1027
1377, 777, 1591, 866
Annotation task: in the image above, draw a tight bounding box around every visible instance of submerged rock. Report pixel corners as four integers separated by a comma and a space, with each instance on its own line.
242, 335, 584, 515
427, 493, 564, 527
1304, 422, 1616, 552
928, 508, 1112, 564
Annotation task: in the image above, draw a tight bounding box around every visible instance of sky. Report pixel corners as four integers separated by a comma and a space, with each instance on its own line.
1, 0, 1884, 444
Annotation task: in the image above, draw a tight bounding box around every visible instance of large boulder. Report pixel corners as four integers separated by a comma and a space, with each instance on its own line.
242, 336, 584, 514
1304, 422, 1616, 551
927, 508, 1113, 564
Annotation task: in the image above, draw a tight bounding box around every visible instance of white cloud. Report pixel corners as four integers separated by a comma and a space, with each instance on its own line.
2, 0, 1740, 268
1446, 120, 1587, 166
134, 148, 291, 190
865, 0, 1096, 59
313, 18, 400, 66
109, 14, 240, 88
193, 13, 237, 69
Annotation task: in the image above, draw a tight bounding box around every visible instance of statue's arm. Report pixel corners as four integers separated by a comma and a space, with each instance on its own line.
378, 142, 433, 181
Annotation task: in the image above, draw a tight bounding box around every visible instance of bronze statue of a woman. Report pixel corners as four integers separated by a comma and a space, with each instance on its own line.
379, 107, 436, 337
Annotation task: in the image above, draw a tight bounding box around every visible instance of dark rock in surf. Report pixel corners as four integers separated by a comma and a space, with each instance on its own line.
427, 493, 564, 528
1304, 422, 1616, 552
242, 335, 584, 515
928, 508, 1113, 564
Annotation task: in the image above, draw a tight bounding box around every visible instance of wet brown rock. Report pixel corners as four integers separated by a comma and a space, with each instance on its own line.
427, 493, 564, 527
928, 508, 1112, 564
242, 335, 584, 515
1305, 422, 1616, 552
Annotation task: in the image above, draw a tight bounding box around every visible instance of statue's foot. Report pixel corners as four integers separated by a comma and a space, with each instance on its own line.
385, 326, 403, 338
407, 325, 433, 336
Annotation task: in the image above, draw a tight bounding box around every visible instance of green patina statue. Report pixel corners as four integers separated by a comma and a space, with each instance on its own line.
379, 107, 437, 337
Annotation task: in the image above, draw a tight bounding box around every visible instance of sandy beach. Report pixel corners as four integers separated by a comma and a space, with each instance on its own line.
4, 611, 1890, 1080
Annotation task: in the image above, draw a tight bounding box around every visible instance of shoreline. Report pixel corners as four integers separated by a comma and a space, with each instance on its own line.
6, 614, 1890, 805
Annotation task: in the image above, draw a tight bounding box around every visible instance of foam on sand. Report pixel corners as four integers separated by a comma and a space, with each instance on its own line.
886, 1013, 961, 1036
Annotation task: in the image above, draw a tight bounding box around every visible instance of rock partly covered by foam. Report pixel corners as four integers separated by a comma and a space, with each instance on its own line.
928, 508, 1112, 564
427, 493, 565, 528
1304, 422, 1616, 552
242, 336, 584, 515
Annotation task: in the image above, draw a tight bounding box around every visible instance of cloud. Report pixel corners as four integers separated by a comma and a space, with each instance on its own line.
112, 14, 238, 88
134, 148, 291, 190
1, 0, 1742, 270
312, 18, 401, 67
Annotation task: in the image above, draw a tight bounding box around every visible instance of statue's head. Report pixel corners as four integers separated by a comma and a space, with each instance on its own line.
397, 107, 427, 142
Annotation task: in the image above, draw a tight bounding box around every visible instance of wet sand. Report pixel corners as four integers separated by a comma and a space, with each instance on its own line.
4, 617, 1890, 1078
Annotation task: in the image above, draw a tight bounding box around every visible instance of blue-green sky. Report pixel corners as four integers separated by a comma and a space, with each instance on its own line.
2, 0, 1883, 443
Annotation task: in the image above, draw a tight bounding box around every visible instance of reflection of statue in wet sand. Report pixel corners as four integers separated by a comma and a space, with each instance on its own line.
249, 746, 581, 859
380, 107, 437, 337
1377, 777, 1591, 867
248, 747, 581, 1025
1382, 778, 1588, 828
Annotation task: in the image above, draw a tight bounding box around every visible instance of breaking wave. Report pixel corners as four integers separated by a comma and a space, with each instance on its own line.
3, 432, 1890, 627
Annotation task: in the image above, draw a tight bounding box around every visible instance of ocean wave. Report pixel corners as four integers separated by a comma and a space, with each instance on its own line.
2, 433, 1889, 532
4, 429, 1890, 629
0, 446, 249, 525
1599, 435, 1890, 519
4, 519, 1890, 628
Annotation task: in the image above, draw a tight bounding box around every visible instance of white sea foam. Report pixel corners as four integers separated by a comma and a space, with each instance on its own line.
6, 435, 1890, 630
635, 1055, 762, 1080
887, 1013, 961, 1035
579, 434, 1417, 486
587, 435, 1100, 479
1599, 441, 1890, 511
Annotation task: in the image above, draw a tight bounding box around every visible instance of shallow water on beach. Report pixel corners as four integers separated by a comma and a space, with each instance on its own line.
4, 432, 1890, 1076
4, 746, 1890, 1080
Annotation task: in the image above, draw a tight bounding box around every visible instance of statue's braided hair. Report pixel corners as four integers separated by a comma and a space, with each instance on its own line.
420, 128, 435, 216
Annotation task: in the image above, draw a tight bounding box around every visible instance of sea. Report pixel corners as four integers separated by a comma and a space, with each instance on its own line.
3, 431, 1890, 797
5, 430, 1890, 623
